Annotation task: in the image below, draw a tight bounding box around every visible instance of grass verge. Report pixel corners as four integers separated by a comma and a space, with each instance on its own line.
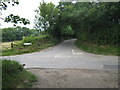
2, 35, 61, 56
2, 60, 37, 88
75, 40, 119, 56
2, 43, 55, 56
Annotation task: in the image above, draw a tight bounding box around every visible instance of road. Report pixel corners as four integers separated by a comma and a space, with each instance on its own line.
0, 39, 119, 70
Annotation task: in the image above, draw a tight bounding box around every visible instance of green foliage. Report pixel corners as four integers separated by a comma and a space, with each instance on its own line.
2, 35, 60, 56
34, 2, 119, 55
34, 2, 60, 35
89, 24, 120, 45
75, 40, 119, 56
62, 25, 74, 35
22, 35, 49, 44
22, 35, 60, 48
2, 60, 23, 76
1, 27, 37, 42
4, 14, 30, 25
77, 23, 120, 45
0, 0, 30, 26
57, 2, 120, 46
2, 60, 37, 88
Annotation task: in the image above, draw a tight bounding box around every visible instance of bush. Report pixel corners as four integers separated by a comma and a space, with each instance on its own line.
22, 35, 50, 44
77, 24, 120, 46
2, 60, 37, 88
62, 25, 74, 36
2, 60, 23, 76
2, 60, 24, 88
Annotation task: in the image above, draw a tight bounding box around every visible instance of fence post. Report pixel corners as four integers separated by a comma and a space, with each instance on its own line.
11, 42, 14, 48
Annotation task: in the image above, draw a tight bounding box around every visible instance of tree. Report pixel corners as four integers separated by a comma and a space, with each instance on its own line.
0, 0, 30, 26
1, 27, 33, 42
34, 1, 120, 45
34, 1, 60, 35
61, 25, 74, 36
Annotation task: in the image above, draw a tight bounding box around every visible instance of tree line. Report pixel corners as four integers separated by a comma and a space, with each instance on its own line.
1, 27, 38, 42
34, 2, 120, 46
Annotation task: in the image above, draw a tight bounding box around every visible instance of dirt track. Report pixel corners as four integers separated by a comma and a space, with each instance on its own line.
28, 68, 118, 88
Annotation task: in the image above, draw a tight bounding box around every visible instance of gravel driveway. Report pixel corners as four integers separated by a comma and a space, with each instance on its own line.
28, 68, 118, 88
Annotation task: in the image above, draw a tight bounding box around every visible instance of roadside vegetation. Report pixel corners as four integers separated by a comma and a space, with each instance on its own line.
1, 2, 119, 56
2, 34, 60, 56
75, 40, 119, 56
34, 2, 119, 56
2, 60, 37, 88
1, 1, 119, 89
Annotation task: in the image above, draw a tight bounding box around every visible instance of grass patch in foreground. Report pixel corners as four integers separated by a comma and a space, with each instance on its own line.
75, 40, 119, 56
2, 60, 37, 88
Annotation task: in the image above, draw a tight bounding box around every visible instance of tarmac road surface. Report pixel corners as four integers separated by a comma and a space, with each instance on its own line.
1, 39, 119, 70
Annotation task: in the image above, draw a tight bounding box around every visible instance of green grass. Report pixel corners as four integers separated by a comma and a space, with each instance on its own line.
2, 35, 60, 56
2, 60, 37, 88
2, 43, 55, 56
75, 40, 119, 56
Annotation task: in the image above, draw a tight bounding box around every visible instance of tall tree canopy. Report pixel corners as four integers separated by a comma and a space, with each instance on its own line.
34, 1, 120, 45
34, 2, 60, 33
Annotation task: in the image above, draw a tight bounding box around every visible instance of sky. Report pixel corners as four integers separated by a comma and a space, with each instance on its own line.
0, 0, 60, 29
1, 0, 118, 29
